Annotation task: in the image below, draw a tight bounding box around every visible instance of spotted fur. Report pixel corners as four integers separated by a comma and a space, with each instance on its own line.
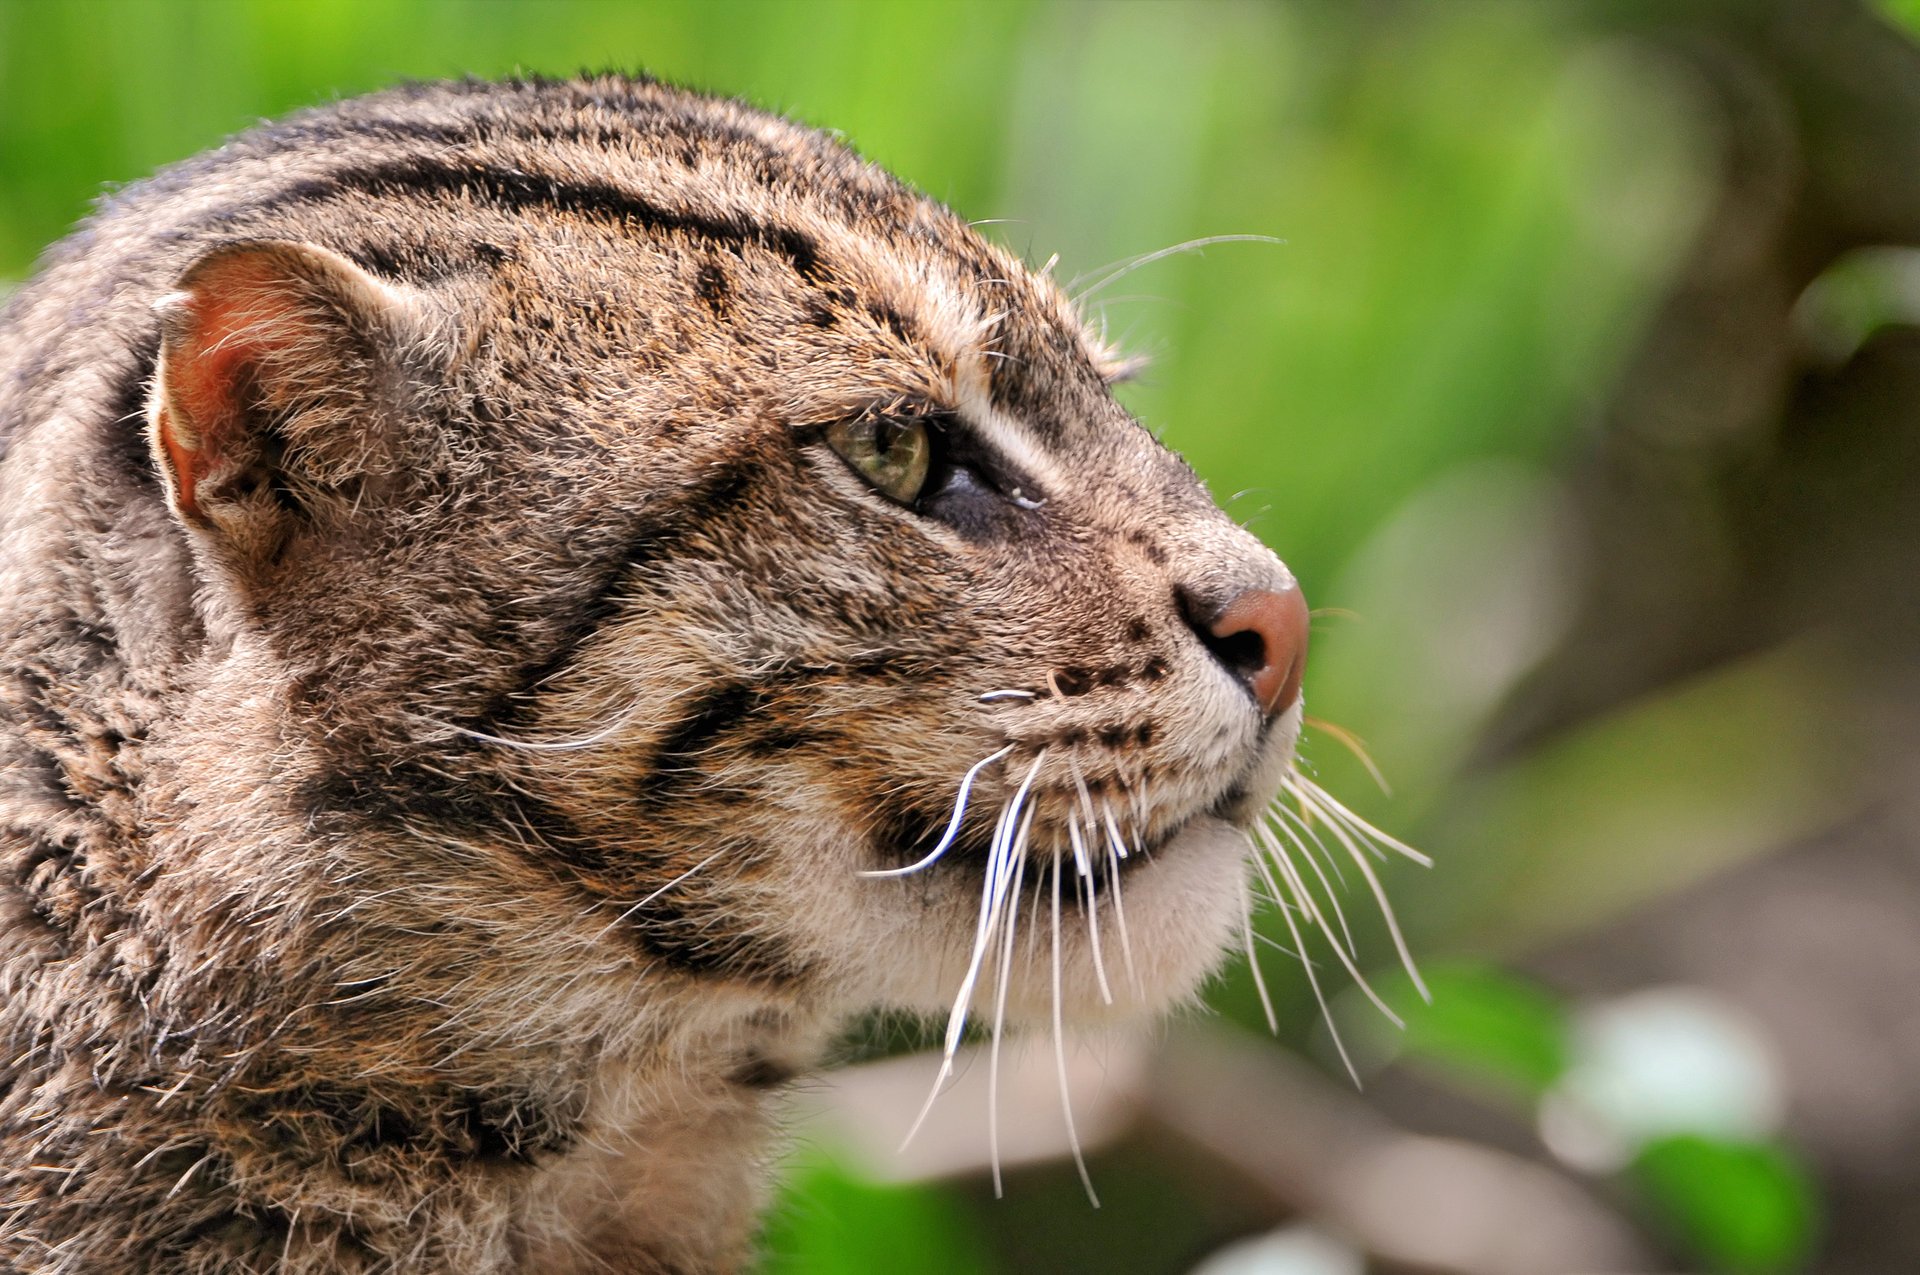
0, 76, 1312, 1272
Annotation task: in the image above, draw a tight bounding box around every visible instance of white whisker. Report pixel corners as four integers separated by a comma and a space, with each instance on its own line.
1051, 855, 1099, 1206
859, 744, 1014, 879
903, 751, 1044, 1150
412, 705, 640, 753
1067, 814, 1093, 879
1240, 877, 1278, 1034
1099, 804, 1140, 994
1070, 817, 1112, 1006
1291, 773, 1432, 868
1251, 930, 1309, 962
1286, 776, 1431, 1002
1256, 824, 1402, 1029
1273, 797, 1349, 891
987, 833, 1029, 1199
1071, 234, 1286, 304
1263, 846, 1360, 1086
1265, 814, 1358, 959
1101, 803, 1131, 861
591, 847, 728, 943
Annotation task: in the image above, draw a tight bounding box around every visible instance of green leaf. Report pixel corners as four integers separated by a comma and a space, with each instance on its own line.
1875, 0, 1920, 37
758, 1153, 994, 1275
1631, 1135, 1820, 1275
1397, 961, 1571, 1099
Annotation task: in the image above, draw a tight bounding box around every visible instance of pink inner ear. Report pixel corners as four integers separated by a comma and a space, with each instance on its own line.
158, 262, 309, 521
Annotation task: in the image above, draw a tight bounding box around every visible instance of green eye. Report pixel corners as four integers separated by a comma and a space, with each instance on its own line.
824, 417, 932, 505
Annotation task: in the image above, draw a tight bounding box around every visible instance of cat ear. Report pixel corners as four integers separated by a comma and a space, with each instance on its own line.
148, 240, 422, 553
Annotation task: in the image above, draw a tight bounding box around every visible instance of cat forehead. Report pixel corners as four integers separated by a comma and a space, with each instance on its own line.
409, 79, 1120, 422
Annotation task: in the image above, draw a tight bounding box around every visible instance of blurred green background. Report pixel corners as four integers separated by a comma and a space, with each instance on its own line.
7, 2, 1920, 1271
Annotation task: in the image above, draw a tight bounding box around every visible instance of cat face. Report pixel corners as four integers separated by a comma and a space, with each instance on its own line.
489, 219, 1311, 1029
142, 78, 1311, 1043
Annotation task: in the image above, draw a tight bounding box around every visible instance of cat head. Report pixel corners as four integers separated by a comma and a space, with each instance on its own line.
142, 77, 1315, 1039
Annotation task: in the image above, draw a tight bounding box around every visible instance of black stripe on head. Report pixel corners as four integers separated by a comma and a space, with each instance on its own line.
300, 758, 808, 985
635, 681, 760, 812
473, 450, 760, 729
612, 891, 809, 984
250, 161, 827, 282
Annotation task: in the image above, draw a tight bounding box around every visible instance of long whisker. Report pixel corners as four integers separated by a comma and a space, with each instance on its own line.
1262, 845, 1361, 1085
1287, 775, 1431, 1001
591, 846, 729, 942
1273, 797, 1349, 890
1250, 929, 1308, 962
987, 830, 1029, 1199
1301, 715, 1392, 795
1068, 816, 1112, 1006
1256, 824, 1402, 1029
1266, 812, 1357, 957
1099, 802, 1141, 995
902, 752, 1044, 1150
1240, 876, 1279, 1034
1101, 802, 1131, 863
1071, 234, 1286, 304
1290, 772, 1432, 867
860, 744, 1015, 879
412, 705, 641, 753
1051, 855, 1100, 1206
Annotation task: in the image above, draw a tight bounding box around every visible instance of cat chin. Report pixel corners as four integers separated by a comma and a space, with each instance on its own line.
1016, 813, 1254, 1021
839, 812, 1254, 1026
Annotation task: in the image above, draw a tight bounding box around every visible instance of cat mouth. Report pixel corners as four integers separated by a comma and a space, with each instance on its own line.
870, 771, 1271, 890
870, 716, 1295, 876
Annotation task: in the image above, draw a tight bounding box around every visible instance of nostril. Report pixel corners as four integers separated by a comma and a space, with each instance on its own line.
1179, 583, 1310, 717
1198, 624, 1267, 684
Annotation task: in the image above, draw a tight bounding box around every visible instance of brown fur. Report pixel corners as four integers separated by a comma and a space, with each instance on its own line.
0, 76, 1304, 1272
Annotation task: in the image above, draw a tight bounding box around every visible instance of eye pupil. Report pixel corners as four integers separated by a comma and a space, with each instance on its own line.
825, 417, 933, 505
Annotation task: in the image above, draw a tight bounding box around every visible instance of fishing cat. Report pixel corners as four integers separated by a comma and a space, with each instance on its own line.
0, 75, 1351, 1272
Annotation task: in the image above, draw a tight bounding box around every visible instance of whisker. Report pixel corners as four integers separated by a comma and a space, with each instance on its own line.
1050, 855, 1100, 1206
987, 830, 1029, 1199
1256, 825, 1402, 1029
1262, 847, 1361, 1086
1240, 877, 1279, 1034
903, 752, 1044, 1150
1265, 813, 1357, 957
410, 705, 641, 753
1070, 234, 1285, 304
1250, 929, 1308, 962
591, 847, 728, 943
1291, 773, 1432, 868
859, 744, 1014, 879
1101, 802, 1132, 862
1302, 716, 1392, 795
1070, 817, 1112, 1006
1099, 803, 1141, 994
1287, 776, 1431, 1002
1273, 797, 1349, 890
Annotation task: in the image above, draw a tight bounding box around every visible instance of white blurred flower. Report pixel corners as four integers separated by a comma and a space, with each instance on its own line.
1539, 985, 1785, 1172
1188, 1224, 1367, 1275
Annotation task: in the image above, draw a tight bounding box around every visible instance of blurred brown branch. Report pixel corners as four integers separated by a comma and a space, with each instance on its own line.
795, 1022, 1657, 1274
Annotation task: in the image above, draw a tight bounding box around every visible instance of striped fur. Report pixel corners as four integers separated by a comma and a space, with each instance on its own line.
0, 77, 1305, 1272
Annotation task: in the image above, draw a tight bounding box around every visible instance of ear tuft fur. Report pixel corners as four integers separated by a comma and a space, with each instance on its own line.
1089, 337, 1150, 386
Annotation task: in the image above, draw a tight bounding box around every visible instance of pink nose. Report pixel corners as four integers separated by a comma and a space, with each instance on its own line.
1204, 585, 1310, 716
